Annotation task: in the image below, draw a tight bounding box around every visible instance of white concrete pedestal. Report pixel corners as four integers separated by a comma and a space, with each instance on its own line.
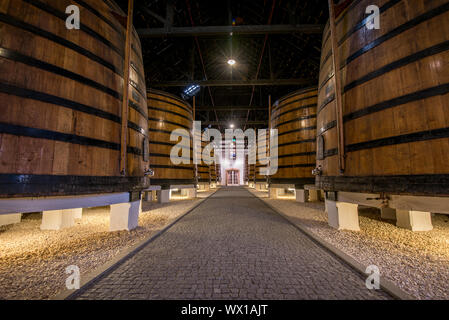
396, 210, 433, 231
0, 213, 22, 227
144, 190, 157, 202
109, 200, 141, 232
326, 200, 360, 231
198, 183, 210, 192
69, 208, 83, 220
308, 190, 319, 202
381, 207, 396, 220
181, 188, 197, 199
295, 189, 307, 203
41, 210, 76, 230
157, 190, 170, 203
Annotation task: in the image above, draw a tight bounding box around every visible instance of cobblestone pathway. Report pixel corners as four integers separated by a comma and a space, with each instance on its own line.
73, 187, 391, 300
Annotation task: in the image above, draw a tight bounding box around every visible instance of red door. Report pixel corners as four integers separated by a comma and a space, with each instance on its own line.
226, 169, 240, 186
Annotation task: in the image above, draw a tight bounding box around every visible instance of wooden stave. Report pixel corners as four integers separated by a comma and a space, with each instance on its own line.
196, 140, 211, 184
248, 164, 256, 183
147, 90, 195, 187
316, 0, 449, 196
269, 89, 318, 186
209, 147, 216, 182
255, 129, 269, 183
0, 0, 149, 198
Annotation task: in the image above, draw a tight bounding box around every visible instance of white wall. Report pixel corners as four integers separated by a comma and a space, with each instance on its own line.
216, 149, 245, 185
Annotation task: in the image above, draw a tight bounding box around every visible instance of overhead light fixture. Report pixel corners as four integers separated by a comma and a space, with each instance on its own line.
227, 59, 236, 66
182, 84, 200, 98
230, 123, 235, 128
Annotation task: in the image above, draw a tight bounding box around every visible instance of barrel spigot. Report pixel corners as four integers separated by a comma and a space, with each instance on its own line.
312, 165, 322, 176
144, 168, 155, 177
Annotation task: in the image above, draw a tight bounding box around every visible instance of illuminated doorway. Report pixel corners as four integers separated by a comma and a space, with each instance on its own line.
226, 169, 240, 186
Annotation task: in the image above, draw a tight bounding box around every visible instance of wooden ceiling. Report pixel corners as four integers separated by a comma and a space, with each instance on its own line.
116, 0, 329, 130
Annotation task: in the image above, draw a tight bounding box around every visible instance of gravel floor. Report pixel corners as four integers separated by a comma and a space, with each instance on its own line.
0, 190, 215, 300
249, 189, 449, 300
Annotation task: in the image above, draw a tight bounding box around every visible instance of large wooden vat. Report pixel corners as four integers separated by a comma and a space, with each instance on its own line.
255, 129, 269, 184
147, 89, 195, 188
0, 0, 149, 197
249, 163, 255, 185
269, 88, 317, 187
244, 154, 249, 183
216, 159, 221, 184
197, 140, 210, 184
209, 147, 217, 183
316, 0, 449, 196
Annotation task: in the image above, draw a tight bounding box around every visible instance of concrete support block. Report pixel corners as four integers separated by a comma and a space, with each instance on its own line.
396, 210, 433, 231
308, 190, 319, 202
157, 190, 170, 203
0, 213, 22, 227
144, 191, 157, 202
182, 188, 197, 199
381, 207, 396, 220
256, 183, 266, 191
325, 200, 330, 213
269, 187, 278, 199
295, 189, 307, 203
109, 200, 141, 232
41, 210, 76, 230
326, 200, 360, 231
67, 208, 83, 219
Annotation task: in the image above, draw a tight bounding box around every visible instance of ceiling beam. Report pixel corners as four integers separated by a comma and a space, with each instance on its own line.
139, 7, 166, 25
150, 78, 317, 87
202, 120, 268, 126
196, 106, 267, 111
137, 24, 324, 37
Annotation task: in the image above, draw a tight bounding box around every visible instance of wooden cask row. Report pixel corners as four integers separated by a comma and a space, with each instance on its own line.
316, 0, 449, 195
216, 157, 221, 183
0, 0, 149, 197
244, 154, 249, 183
255, 129, 269, 183
196, 139, 210, 184
249, 163, 255, 184
147, 89, 195, 188
269, 88, 317, 187
209, 146, 217, 183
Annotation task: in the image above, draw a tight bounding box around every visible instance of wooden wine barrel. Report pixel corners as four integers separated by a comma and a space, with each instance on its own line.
197, 140, 210, 184
244, 154, 249, 183
249, 163, 255, 184
209, 147, 217, 183
0, 0, 149, 197
255, 129, 269, 184
316, 0, 449, 196
147, 89, 195, 188
216, 158, 221, 184
269, 88, 317, 188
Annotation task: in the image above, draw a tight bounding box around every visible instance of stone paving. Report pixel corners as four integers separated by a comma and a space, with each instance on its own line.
73, 187, 391, 300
